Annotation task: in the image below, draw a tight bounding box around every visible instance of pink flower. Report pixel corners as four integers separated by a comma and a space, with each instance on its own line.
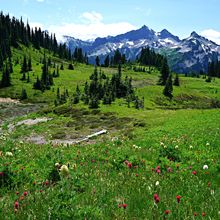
202, 212, 206, 217
135, 173, 139, 177
14, 201, 19, 209
192, 170, 197, 175
156, 169, 161, 174
23, 191, 28, 196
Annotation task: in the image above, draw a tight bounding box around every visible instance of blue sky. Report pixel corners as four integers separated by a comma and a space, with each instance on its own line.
1, 0, 220, 43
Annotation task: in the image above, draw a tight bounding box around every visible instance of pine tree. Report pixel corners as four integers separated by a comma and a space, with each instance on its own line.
95, 56, 100, 66
159, 59, 170, 85
1, 63, 11, 87
28, 56, 32, 71
163, 74, 173, 99
104, 55, 110, 67
20, 88, 28, 100
21, 55, 28, 73
173, 74, 180, 86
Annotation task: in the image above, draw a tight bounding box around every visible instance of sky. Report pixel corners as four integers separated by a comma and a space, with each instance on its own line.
1, 0, 220, 44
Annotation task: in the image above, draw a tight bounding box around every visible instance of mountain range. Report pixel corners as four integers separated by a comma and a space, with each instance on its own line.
64, 25, 220, 73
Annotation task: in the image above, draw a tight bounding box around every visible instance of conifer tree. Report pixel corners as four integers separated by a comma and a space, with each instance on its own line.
20, 88, 28, 100
173, 74, 180, 86
21, 55, 28, 73
28, 56, 32, 71
1, 63, 11, 87
163, 74, 173, 99
159, 58, 170, 85
95, 56, 100, 66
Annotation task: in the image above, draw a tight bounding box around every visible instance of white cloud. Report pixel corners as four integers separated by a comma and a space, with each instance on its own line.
36, 0, 44, 2
200, 29, 220, 45
81, 11, 103, 24
47, 12, 136, 41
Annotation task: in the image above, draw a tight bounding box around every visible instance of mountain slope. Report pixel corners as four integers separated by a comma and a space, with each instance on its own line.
64, 26, 220, 73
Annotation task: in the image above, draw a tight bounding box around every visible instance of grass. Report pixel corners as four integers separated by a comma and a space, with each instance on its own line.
1, 45, 220, 219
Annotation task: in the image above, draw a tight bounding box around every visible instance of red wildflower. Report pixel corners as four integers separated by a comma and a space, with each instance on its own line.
122, 203, 127, 209
151, 168, 155, 172
208, 182, 211, 187
45, 180, 49, 186
194, 212, 197, 216
164, 210, 171, 215
127, 162, 132, 169
23, 191, 28, 196
192, 170, 197, 175
0, 172, 4, 176
176, 195, 181, 203
118, 204, 122, 208
156, 166, 160, 170
16, 191, 19, 195
202, 212, 206, 217
154, 194, 160, 203
14, 201, 19, 209
135, 173, 139, 177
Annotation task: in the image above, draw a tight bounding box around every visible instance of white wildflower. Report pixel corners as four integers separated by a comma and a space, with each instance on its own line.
5, 152, 13, 157
175, 145, 179, 149
155, 181, 160, 186
189, 145, 193, 149
59, 165, 69, 177
206, 142, 210, 146
203, 165, 208, 170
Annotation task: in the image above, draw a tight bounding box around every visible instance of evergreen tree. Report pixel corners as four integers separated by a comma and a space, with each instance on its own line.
173, 74, 180, 86
159, 58, 170, 85
0, 63, 11, 87
28, 56, 32, 71
20, 88, 27, 100
95, 56, 100, 66
163, 74, 173, 99
104, 55, 110, 67
21, 55, 28, 73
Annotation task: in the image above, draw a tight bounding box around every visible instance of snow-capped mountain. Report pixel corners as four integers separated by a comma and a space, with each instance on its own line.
64, 26, 220, 73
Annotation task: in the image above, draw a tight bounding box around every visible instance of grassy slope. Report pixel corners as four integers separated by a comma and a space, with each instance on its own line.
1, 45, 220, 219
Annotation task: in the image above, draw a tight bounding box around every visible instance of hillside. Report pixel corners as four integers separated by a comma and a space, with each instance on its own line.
1, 13, 220, 220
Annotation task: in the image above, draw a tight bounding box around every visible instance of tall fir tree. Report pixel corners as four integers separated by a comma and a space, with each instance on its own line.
163, 74, 173, 99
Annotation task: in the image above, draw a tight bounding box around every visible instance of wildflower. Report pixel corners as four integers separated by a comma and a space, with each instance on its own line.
203, 165, 208, 170
0, 172, 4, 176
194, 212, 197, 216
175, 145, 179, 149
154, 194, 160, 203
206, 142, 210, 146
16, 191, 19, 195
164, 210, 171, 215
45, 180, 49, 186
202, 212, 206, 217
122, 203, 127, 209
208, 182, 211, 187
55, 162, 60, 168
5, 152, 13, 157
176, 195, 181, 203
155, 181, 159, 186
60, 165, 69, 176
167, 167, 172, 172
23, 191, 28, 196
192, 170, 197, 175
211, 190, 214, 195
14, 201, 19, 209
127, 162, 132, 169
156, 169, 161, 174
135, 173, 139, 177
